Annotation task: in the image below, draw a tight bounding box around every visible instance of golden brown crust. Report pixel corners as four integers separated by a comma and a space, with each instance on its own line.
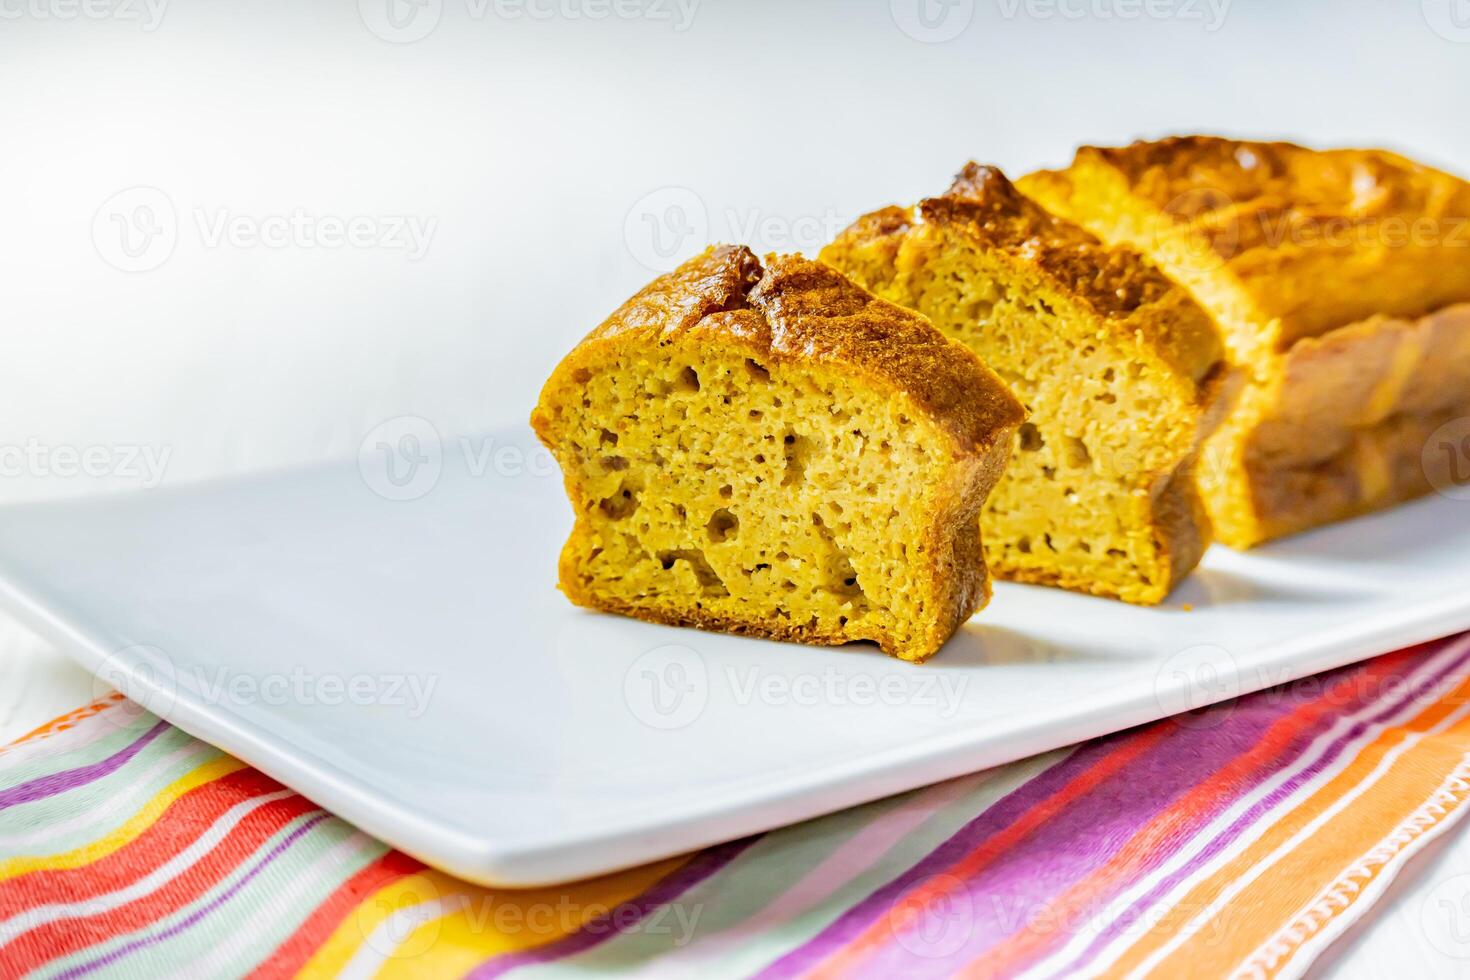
540, 245, 1025, 458
1087, 136, 1467, 245
551, 584, 975, 660
1022, 136, 1470, 352
933, 163, 1181, 319
747, 253, 1027, 454
579, 243, 763, 344
1154, 458, 1214, 590
554, 590, 881, 651
920, 164, 1225, 388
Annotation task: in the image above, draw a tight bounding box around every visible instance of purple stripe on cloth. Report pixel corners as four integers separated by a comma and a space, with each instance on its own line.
752, 740, 1110, 980
467, 835, 763, 980
50, 812, 331, 980
755, 649, 1419, 980
1041, 638, 1470, 978
853, 646, 1464, 979
0, 720, 169, 812
853, 702, 1324, 979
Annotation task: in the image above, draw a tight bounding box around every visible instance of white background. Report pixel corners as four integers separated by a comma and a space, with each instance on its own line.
4, 0, 1470, 975
4, 0, 1470, 500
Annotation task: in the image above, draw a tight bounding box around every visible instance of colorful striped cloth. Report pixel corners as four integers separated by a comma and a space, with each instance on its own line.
5, 633, 1470, 978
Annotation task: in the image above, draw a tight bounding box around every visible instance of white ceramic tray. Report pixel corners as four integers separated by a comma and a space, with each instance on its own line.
1, 425, 1468, 887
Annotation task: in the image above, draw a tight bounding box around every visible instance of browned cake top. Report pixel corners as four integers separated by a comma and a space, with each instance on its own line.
1020, 136, 1470, 352
1076, 135, 1470, 258
562, 245, 1025, 457
919, 163, 1186, 320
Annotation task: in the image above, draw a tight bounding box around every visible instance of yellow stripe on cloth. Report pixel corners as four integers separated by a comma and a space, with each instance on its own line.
300, 857, 689, 977
0, 755, 247, 880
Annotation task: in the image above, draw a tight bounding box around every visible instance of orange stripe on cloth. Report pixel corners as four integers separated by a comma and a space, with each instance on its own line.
0, 696, 128, 758
1106, 667, 1470, 977
954, 649, 1419, 978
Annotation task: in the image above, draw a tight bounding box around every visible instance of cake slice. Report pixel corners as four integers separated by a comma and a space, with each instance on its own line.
531, 245, 1023, 661
821, 164, 1228, 605
1018, 137, 1470, 546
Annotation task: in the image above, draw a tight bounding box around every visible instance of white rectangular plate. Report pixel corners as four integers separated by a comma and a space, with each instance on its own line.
2, 425, 1468, 887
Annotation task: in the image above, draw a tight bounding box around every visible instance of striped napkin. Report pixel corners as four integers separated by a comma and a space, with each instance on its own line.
4, 632, 1470, 978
